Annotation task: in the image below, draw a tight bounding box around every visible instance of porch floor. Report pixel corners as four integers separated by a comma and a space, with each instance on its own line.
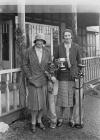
1, 82, 100, 140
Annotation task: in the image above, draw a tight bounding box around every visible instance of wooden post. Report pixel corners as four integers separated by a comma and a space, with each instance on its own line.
16, 1, 26, 67
17, 2, 27, 110
72, 3, 78, 41
17, 1, 25, 36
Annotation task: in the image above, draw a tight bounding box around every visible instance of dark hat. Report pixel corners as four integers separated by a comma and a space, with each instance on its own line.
63, 29, 73, 36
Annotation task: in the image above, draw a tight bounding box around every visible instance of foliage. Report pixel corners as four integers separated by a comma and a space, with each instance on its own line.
15, 27, 26, 55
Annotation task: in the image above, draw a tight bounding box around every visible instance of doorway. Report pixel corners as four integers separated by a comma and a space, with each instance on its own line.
0, 20, 13, 70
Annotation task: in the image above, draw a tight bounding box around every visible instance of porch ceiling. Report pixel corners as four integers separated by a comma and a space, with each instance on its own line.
0, 5, 99, 27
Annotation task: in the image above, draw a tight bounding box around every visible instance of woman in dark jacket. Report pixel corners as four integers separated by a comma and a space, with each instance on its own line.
54, 29, 82, 128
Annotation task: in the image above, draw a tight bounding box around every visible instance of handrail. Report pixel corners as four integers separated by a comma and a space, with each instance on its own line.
0, 68, 21, 75
81, 56, 100, 60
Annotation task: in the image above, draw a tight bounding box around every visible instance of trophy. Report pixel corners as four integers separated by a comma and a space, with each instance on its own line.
57, 58, 66, 71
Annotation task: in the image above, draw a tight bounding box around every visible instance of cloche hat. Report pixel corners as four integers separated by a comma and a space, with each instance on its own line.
34, 33, 46, 44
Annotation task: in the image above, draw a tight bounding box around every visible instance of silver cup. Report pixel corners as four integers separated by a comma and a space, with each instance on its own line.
59, 58, 66, 70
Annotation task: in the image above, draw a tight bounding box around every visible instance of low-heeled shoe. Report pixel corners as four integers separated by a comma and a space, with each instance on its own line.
57, 120, 63, 127
68, 122, 75, 128
37, 122, 46, 130
74, 123, 84, 129
31, 124, 36, 133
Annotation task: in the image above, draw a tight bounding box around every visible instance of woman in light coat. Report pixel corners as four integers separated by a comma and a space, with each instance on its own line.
22, 33, 51, 133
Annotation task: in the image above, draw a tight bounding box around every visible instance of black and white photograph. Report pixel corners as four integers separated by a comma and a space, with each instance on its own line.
0, 0, 100, 139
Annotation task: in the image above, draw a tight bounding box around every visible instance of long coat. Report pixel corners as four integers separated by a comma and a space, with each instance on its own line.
22, 46, 51, 111
54, 42, 81, 81
22, 46, 51, 87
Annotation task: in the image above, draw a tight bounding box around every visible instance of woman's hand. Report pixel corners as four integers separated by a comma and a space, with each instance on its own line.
51, 76, 56, 83
66, 58, 71, 68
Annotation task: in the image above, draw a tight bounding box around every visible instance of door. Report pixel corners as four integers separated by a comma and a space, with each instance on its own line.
0, 20, 13, 69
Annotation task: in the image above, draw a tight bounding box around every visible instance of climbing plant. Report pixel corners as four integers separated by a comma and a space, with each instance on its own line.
15, 27, 27, 110
15, 27, 26, 54
15, 27, 26, 67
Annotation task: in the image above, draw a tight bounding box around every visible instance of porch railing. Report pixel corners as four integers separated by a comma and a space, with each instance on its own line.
81, 56, 100, 83
0, 68, 21, 116
0, 56, 100, 118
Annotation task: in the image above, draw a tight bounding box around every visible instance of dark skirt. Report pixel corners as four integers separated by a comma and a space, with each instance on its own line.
27, 84, 48, 111
56, 81, 75, 107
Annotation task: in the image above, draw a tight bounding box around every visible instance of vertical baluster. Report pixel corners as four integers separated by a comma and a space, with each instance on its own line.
93, 59, 94, 80
6, 73, 10, 112
89, 59, 91, 81
95, 58, 96, 79
95, 58, 97, 79
98, 58, 100, 77
13, 72, 17, 109
98, 58, 100, 78
85, 60, 87, 82
94, 58, 95, 80
0, 75, 1, 115
86, 59, 89, 82
84, 60, 86, 82
93, 58, 94, 79
87, 59, 88, 81
83, 60, 85, 83
99, 58, 100, 77
88, 59, 90, 81
96, 58, 98, 79
97, 58, 99, 78
89, 59, 90, 82
85, 60, 87, 83
91, 59, 93, 80
94, 58, 95, 79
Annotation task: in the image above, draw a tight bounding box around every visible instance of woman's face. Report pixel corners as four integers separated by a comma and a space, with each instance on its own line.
35, 40, 44, 48
64, 31, 72, 44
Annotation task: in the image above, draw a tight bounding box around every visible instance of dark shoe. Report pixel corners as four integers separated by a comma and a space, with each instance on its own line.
49, 122, 56, 129
31, 124, 36, 133
74, 123, 84, 129
68, 122, 75, 128
37, 122, 46, 130
57, 120, 63, 127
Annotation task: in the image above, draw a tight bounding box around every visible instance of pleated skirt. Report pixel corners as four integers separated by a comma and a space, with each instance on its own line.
27, 84, 48, 111
56, 81, 75, 107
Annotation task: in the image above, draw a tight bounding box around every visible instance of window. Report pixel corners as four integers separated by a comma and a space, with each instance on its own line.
87, 32, 96, 57
2, 24, 9, 60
